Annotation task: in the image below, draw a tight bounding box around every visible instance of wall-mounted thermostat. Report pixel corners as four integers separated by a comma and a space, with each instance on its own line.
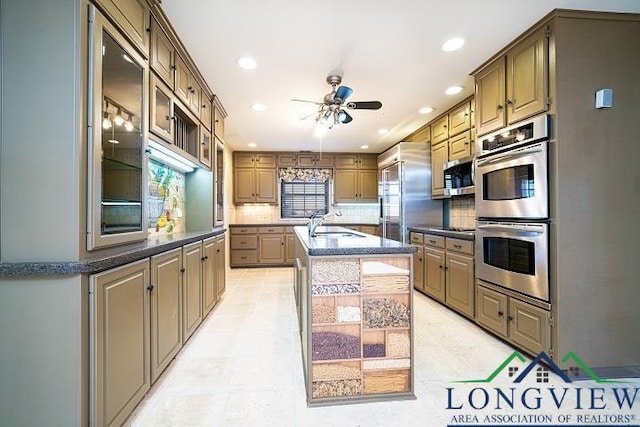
595, 88, 613, 109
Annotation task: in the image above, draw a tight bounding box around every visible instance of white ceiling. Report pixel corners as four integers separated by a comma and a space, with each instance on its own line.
161, 0, 640, 153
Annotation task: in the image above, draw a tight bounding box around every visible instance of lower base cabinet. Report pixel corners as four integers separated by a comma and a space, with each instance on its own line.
412, 232, 474, 318
150, 248, 183, 383
90, 258, 151, 427
216, 235, 227, 299
475, 283, 551, 356
182, 241, 203, 343
90, 233, 226, 426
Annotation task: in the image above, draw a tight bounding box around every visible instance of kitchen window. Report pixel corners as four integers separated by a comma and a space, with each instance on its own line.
280, 181, 329, 218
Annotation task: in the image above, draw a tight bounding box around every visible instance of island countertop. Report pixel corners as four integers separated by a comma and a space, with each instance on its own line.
294, 225, 417, 256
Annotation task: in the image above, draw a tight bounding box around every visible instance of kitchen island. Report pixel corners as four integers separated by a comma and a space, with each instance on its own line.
293, 225, 418, 406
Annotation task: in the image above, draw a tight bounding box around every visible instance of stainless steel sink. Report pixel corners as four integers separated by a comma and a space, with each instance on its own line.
311, 231, 366, 238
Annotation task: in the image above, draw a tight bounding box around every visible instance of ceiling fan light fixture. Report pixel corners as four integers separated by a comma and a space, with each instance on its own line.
248, 142, 257, 148
445, 85, 464, 95
418, 106, 434, 114
360, 145, 369, 149
251, 103, 266, 111
378, 128, 389, 135
237, 57, 257, 70
441, 37, 465, 52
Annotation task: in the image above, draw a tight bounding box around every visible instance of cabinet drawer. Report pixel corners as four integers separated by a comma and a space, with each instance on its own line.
231, 235, 258, 250
258, 226, 284, 234
231, 226, 258, 235
409, 232, 424, 245
446, 238, 474, 255
231, 250, 258, 265
423, 234, 445, 248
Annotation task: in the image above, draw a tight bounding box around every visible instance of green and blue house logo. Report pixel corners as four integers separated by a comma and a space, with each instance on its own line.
446, 351, 639, 426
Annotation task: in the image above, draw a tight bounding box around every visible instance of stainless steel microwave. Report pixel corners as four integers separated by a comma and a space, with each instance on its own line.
444, 155, 474, 196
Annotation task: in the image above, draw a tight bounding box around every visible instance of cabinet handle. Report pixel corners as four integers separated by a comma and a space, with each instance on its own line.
498, 311, 504, 316
454, 244, 462, 249
144, 148, 152, 154
180, 267, 186, 273
506, 99, 513, 105
444, 266, 449, 270
217, 249, 221, 253
281, 242, 285, 245
201, 256, 208, 261
147, 284, 154, 291
508, 315, 514, 321
418, 258, 422, 262
429, 240, 436, 244
439, 265, 443, 269
202, 104, 206, 108
171, 65, 177, 70
497, 104, 504, 111
443, 124, 447, 128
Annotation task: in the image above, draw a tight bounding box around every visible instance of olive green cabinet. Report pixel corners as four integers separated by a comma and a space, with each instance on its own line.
474, 25, 549, 136
233, 153, 278, 204
431, 115, 449, 144
431, 142, 448, 198
334, 169, 378, 202
411, 233, 475, 318
216, 235, 227, 299
150, 248, 183, 383
90, 258, 150, 427
444, 238, 475, 318
476, 284, 551, 356
202, 237, 218, 316
182, 241, 203, 343
94, 0, 149, 56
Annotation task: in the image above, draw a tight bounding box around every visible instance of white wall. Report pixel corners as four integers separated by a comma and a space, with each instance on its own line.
0, 0, 83, 262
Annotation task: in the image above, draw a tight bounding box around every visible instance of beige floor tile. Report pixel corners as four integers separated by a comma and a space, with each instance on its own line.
128, 267, 636, 426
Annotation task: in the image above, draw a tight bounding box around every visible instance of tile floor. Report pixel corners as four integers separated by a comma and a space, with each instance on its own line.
125, 268, 638, 426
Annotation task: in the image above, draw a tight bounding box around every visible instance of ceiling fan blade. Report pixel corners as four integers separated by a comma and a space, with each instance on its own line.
339, 110, 353, 124
299, 112, 317, 121
335, 86, 353, 102
291, 98, 323, 105
346, 101, 382, 110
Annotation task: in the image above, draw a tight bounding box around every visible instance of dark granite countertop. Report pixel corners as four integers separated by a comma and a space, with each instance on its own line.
230, 222, 379, 228
408, 226, 475, 241
295, 226, 417, 256
0, 227, 226, 277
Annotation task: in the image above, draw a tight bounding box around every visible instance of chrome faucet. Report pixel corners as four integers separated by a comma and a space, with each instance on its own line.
308, 210, 342, 237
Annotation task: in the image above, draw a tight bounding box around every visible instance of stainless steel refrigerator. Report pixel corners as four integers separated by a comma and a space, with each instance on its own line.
378, 142, 443, 243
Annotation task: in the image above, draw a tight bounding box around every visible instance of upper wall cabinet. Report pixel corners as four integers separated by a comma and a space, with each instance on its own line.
149, 17, 175, 89
474, 26, 549, 136
175, 54, 201, 116
448, 101, 472, 137
94, 0, 150, 56
431, 115, 449, 144
213, 101, 225, 139
88, 6, 148, 250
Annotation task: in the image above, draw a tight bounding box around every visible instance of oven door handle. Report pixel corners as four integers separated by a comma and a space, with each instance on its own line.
477, 224, 544, 235
476, 143, 544, 166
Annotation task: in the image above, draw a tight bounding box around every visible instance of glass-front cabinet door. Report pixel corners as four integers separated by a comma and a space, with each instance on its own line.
88, 5, 148, 249
214, 138, 224, 226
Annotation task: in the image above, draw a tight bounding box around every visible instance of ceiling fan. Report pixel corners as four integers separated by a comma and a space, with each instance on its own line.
292, 74, 382, 129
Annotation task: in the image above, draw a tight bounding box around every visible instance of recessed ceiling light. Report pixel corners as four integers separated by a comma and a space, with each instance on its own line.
247, 142, 257, 148
251, 103, 266, 111
378, 129, 389, 135
361, 145, 369, 149
418, 107, 434, 114
238, 57, 257, 70
445, 86, 464, 95
441, 37, 465, 52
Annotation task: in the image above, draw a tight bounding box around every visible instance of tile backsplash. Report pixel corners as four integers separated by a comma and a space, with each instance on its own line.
449, 197, 476, 229
233, 204, 379, 224
147, 160, 186, 236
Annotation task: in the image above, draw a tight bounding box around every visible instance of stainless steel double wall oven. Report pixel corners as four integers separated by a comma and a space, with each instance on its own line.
475, 115, 551, 301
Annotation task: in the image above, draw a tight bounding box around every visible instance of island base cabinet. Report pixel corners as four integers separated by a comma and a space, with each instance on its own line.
302, 251, 415, 405
90, 258, 151, 427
